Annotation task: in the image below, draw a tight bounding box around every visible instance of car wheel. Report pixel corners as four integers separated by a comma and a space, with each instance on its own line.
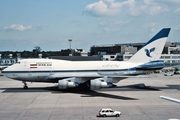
116, 114, 120, 117
103, 114, 106, 117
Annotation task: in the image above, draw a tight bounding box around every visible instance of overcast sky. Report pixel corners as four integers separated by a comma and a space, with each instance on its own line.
0, 0, 180, 51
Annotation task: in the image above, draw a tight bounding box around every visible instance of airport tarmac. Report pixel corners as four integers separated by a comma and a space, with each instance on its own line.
0, 73, 179, 120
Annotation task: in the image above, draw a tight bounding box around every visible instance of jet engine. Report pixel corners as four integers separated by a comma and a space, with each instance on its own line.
58, 78, 79, 89
90, 78, 113, 90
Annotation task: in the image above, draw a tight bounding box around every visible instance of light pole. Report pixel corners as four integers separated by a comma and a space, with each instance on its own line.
68, 39, 72, 56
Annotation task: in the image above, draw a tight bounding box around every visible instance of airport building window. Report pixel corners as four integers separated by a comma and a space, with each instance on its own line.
160, 56, 164, 59
165, 56, 170, 59
172, 60, 178, 63
166, 60, 170, 63
172, 56, 178, 59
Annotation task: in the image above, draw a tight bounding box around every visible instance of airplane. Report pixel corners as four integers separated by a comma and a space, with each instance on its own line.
2, 28, 171, 90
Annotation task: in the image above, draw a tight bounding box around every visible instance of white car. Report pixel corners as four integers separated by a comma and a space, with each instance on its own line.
98, 108, 121, 117
164, 72, 174, 76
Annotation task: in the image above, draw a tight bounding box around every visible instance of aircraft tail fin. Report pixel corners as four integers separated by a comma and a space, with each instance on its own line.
128, 28, 171, 63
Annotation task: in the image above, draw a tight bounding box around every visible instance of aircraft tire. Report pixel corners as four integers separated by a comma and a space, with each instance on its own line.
24, 86, 28, 89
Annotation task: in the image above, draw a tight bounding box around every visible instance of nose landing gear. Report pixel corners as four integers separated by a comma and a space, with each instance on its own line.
22, 81, 28, 89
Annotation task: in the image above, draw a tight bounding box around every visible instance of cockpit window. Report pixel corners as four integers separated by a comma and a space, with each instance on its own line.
17, 62, 20, 64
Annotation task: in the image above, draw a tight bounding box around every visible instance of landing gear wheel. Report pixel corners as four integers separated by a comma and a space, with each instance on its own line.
24, 86, 28, 89
22, 81, 28, 89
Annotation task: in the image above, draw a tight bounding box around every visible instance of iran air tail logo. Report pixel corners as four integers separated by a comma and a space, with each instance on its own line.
145, 47, 155, 57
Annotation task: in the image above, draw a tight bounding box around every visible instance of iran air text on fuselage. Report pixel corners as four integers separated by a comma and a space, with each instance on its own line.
2, 28, 171, 90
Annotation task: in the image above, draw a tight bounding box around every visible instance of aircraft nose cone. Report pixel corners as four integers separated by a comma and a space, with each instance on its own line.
0, 70, 3, 76
1, 68, 13, 78
1, 69, 8, 76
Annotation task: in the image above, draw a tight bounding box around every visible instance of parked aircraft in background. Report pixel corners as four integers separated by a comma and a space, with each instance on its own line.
2, 28, 171, 90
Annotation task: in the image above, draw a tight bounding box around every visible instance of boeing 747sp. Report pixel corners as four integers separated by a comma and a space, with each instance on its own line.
2, 28, 171, 90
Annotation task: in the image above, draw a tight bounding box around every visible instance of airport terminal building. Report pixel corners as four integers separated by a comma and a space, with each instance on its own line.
90, 42, 180, 55
90, 42, 180, 65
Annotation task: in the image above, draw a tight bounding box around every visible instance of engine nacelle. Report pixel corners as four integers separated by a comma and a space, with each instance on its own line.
90, 78, 113, 90
58, 78, 78, 89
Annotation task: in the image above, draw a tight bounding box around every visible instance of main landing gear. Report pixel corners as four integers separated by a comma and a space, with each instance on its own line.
22, 81, 28, 89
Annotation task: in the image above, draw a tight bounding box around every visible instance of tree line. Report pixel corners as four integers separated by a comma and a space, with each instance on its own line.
0, 46, 81, 58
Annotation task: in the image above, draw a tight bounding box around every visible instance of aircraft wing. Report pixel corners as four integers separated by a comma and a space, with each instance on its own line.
46, 72, 150, 81
97, 73, 151, 78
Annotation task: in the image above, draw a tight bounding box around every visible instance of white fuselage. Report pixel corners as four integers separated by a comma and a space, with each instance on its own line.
2, 59, 145, 82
